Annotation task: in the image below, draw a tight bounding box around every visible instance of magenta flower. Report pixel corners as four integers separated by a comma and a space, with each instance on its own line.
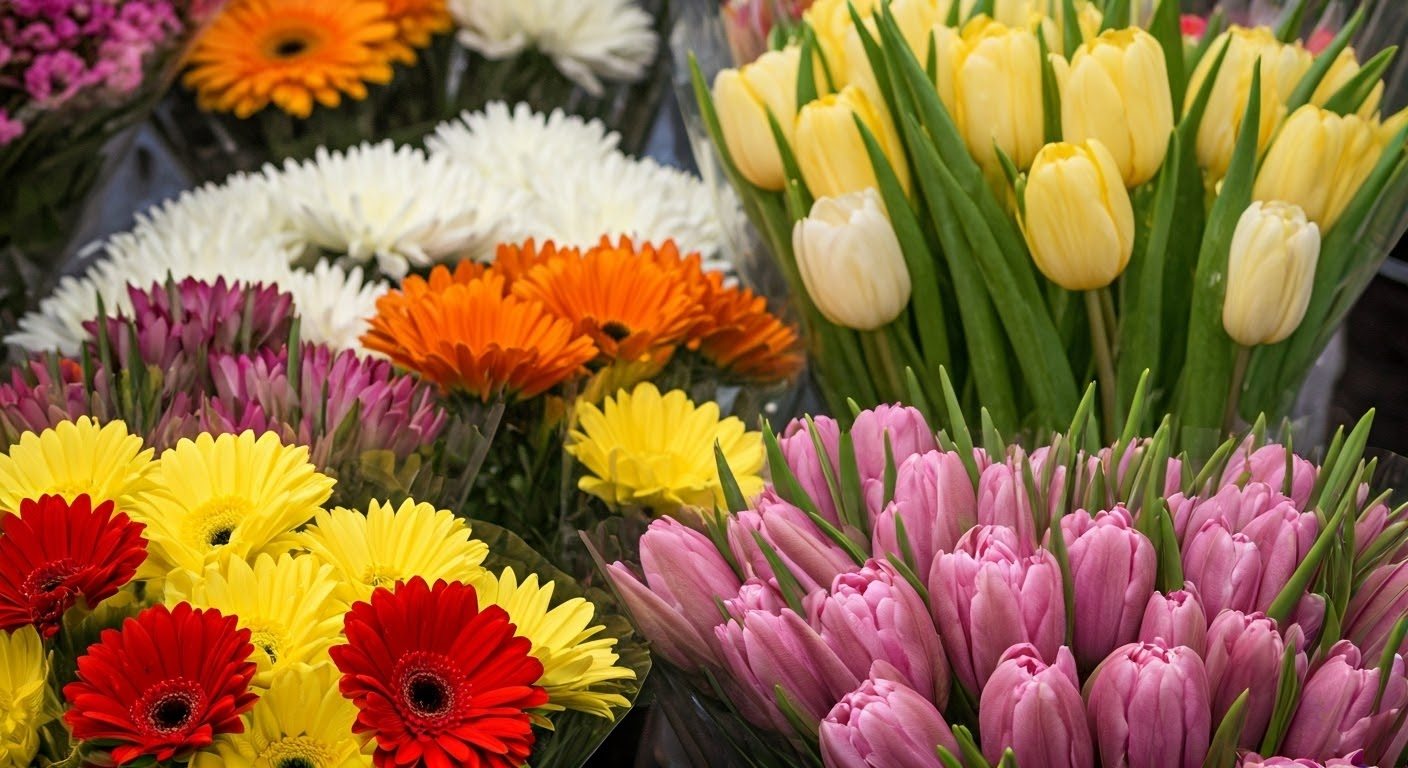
850, 404, 937, 484
1086, 642, 1212, 768
1060, 506, 1157, 670
716, 608, 860, 730
728, 491, 858, 593
1138, 587, 1208, 656
1282, 641, 1408, 763
1346, 561, 1408, 661
1221, 443, 1317, 509
778, 415, 843, 525
820, 673, 959, 768
1204, 611, 1307, 749
869, 450, 976, 579
1238, 753, 1367, 767
723, 577, 787, 621
980, 644, 1092, 768
0, 108, 23, 145
1240, 505, 1319, 613
976, 457, 1044, 554
1181, 518, 1263, 620
1172, 482, 1297, 543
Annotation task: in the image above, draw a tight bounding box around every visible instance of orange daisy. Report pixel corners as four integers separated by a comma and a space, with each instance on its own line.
694, 273, 805, 384
492, 239, 576, 287
361, 272, 598, 400
381, 0, 453, 63
511, 238, 706, 364
183, 0, 398, 118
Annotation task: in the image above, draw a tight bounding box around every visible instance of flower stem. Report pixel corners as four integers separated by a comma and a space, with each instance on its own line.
1085, 290, 1118, 443
865, 328, 906, 405
1223, 344, 1252, 436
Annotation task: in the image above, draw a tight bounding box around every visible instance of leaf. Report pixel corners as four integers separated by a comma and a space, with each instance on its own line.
1258, 642, 1304, 755
715, 441, 751, 513
1039, 32, 1064, 144
1283, 5, 1367, 112
1061, 0, 1083, 58
939, 366, 981, 488
1267, 498, 1350, 624
1157, 501, 1186, 593
1322, 46, 1397, 116
1203, 689, 1250, 768
1274, 0, 1308, 43
1149, 0, 1188, 112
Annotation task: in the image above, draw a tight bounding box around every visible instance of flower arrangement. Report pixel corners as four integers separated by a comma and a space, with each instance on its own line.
693, 0, 1408, 454
0, 418, 645, 768
154, 0, 668, 181
603, 383, 1408, 767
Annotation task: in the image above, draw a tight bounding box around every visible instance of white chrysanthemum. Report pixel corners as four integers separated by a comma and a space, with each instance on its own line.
274, 140, 527, 279
426, 101, 620, 194
278, 261, 388, 353
449, 0, 658, 95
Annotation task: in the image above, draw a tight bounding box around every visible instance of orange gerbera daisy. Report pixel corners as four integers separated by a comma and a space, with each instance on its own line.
511, 238, 706, 364
362, 271, 598, 400
492, 239, 576, 287
184, 0, 397, 118
381, 0, 453, 62
694, 273, 805, 383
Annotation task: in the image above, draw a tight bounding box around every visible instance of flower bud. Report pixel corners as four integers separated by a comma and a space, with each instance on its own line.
1086, 642, 1213, 768
794, 188, 912, 331
714, 47, 805, 191
794, 85, 911, 199
1220, 443, 1317, 510
1058, 29, 1174, 187
1253, 105, 1381, 231
1204, 611, 1307, 749
728, 491, 857, 593
1021, 139, 1136, 290
1181, 518, 1263, 620
1138, 587, 1209, 656
952, 18, 1047, 171
802, 0, 882, 82
1282, 641, 1408, 762
1345, 561, 1408, 662
977, 457, 1042, 554
821, 674, 959, 768
850, 404, 936, 484
980, 644, 1093, 768
872, 450, 978, 578
779, 415, 844, 525
1240, 505, 1319, 614
1311, 47, 1384, 120
716, 608, 862, 731
1062, 507, 1158, 670
1222, 200, 1320, 347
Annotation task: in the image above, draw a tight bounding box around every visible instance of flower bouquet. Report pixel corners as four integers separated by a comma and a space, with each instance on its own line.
603, 378, 1408, 766
0, 419, 646, 767
690, 0, 1408, 454
152, 0, 671, 183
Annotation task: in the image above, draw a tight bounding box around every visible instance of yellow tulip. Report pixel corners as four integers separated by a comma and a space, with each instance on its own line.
713, 47, 807, 191
952, 17, 1047, 171
1020, 139, 1136, 290
1253, 104, 1380, 230
794, 188, 912, 330
794, 85, 911, 199
1059, 28, 1174, 187
1222, 201, 1320, 346
1384, 106, 1408, 143
1036, 1, 1105, 51
1310, 47, 1384, 120
803, 0, 882, 84
1186, 26, 1313, 178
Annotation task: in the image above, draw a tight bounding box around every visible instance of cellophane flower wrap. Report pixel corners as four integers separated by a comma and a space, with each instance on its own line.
603, 375, 1408, 767
692, 0, 1408, 456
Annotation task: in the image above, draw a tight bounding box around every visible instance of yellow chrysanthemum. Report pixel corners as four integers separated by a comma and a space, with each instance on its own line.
298, 498, 489, 604
191, 662, 372, 768
133, 431, 335, 575
567, 382, 765, 515
165, 553, 347, 688
183, 0, 398, 118
0, 417, 155, 517
0, 626, 51, 768
472, 567, 635, 720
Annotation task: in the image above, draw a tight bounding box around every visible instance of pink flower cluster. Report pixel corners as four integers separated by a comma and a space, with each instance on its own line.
0, 0, 184, 144
609, 405, 1408, 768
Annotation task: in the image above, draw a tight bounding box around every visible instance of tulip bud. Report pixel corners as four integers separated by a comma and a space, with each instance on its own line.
1021, 139, 1136, 290
1345, 561, 1408, 662
977, 457, 1042, 554
728, 491, 857, 593
794, 188, 913, 331
1221, 443, 1317, 510
1086, 642, 1213, 768
716, 608, 862, 731
1058, 28, 1174, 187
713, 47, 806, 191
1240, 754, 1368, 767
1186, 26, 1313, 178
802, 0, 882, 82
850, 404, 937, 484
1181, 518, 1263, 620
1282, 641, 1408, 762
1172, 482, 1293, 545
1061, 506, 1158, 670
843, 0, 940, 109
794, 86, 911, 199
1311, 47, 1384, 120
1036, 2, 1105, 52
1253, 105, 1381, 231
871, 450, 978, 578
952, 18, 1047, 171
1139, 587, 1209, 656
981, 644, 1093, 768
1222, 200, 1320, 347
930, 525, 1067, 692
723, 577, 788, 621
1204, 611, 1307, 749
820, 674, 960, 768
1240, 505, 1319, 613
779, 415, 843, 526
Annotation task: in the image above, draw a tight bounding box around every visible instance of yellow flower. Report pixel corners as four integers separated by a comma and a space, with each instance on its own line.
0, 626, 50, 768
0, 417, 155, 517
842, 0, 940, 109
714, 46, 805, 191
1058, 28, 1174, 187
1311, 47, 1383, 120
165, 553, 347, 689
1253, 104, 1381, 230
951, 17, 1046, 171
133, 431, 335, 575
298, 498, 489, 604
471, 567, 636, 720
802, 0, 882, 80
795, 85, 911, 199
1020, 139, 1136, 290
1186, 25, 1312, 178
567, 382, 765, 515
1222, 201, 1321, 347
191, 662, 372, 768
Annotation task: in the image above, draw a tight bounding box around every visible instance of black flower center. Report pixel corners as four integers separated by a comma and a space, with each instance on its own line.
405, 672, 451, 717
278, 759, 317, 768
601, 321, 632, 341
153, 696, 193, 730
262, 643, 278, 663
22, 558, 82, 598
274, 37, 308, 58
134, 678, 206, 737
209, 527, 233, 546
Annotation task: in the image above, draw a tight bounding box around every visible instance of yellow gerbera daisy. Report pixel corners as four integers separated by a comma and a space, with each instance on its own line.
298, 498, 489, 604
191, 662, 372, 768
165, 553, 347, 689
183, 0, 398, 118
0, 626, 51, 768
567, 382, 765, 515
0, 417, 155, 517
472, 567, 635, 720
133, 431, 335, 575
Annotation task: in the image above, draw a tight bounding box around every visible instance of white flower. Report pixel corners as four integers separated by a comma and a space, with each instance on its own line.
449, 0, 658, 95
426, 101, 620, 194
278, 261, 389, 353
273, 140, 529, 279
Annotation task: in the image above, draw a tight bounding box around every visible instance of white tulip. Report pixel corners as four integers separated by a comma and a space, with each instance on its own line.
793, 188, 911, 331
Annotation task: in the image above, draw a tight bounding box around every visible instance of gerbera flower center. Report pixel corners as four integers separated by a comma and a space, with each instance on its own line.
248, 626, 288, 665
600, 320, 632, 341
393, 651, 462, 727
21, 558, 83, 597
361, 564, 399, 590
260, 23, 325, 61
186, 495, 253, 550
263, 735, 336, 768
133, 678, 207, 736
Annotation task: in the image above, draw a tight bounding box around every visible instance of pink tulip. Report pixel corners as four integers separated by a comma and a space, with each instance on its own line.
1173, 482, 1296, 543
1139, 587, 1209, 656
1060, 506, 1157, 670
1181, 518, 1263, 620
851, 404, 937, 485
779, 415, 843, 525
1240, 505, 1319, 613
929, 525, 1066, 693
870, 450, 976, 578
1204, 611, 1307, 749
606, 517, 743, 670
1221, 443, 1316, 509
728, 491, 857, 593
820, 672, 959, 768
813, 562, 949, 708
1077, 440, 1185, 504
1086, 642, 1212, 768
716, 608, 861, 731
1283, 641, 1408, 763
977, 458, 1043, 554
980, 644, 1092, 768
1354, 501, 1394, 561
724, 577, 787, 621
1238, 753, 1366, 767
1346, 561, 1408, 661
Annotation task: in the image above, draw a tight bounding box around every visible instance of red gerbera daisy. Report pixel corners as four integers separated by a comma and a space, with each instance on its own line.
330, 576, 549, 768
0, 494, 148, 638
63, 603, 259, 766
